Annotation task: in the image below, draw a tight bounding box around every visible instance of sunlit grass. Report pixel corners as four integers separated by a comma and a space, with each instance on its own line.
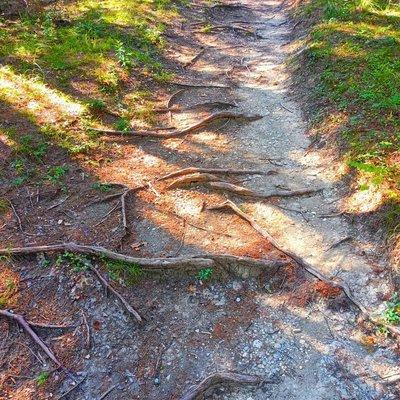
296, 0, 399, 232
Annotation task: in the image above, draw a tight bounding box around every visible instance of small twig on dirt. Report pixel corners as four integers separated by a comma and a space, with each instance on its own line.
184, 48, 206, 68
120, 190, 130, 233
319, 212, 345, 218
28, 321, 74, 330
56, 376, 87, 400
98, 384, 118, 400
154, 101, 238, 114
46, 196, 71, 211
7, 199, 23, 232
175, 219, 187, 256
0, 310, 63, 368
180, 372, 266, 400
326, 236, 353, 252
90, 112, 263, 138
157, 167, 265, 182
90, 267, 142, 323
93, 202, 121, 228
206, 200, 400, 338
279, 102, 294, 113
80, 311, 91, 349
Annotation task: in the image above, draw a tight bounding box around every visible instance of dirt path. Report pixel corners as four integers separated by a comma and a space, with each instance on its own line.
1, 1, 399, 399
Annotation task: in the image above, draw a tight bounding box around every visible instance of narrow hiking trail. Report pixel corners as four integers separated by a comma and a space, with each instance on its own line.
1, 1, 399, 399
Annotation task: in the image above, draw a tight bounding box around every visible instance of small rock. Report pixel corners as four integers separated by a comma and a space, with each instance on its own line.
236, 297, 241, 303
293, 328, 302, 334
253, 339, 262, 349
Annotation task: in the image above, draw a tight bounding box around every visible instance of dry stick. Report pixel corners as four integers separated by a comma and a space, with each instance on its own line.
180, 372, 265, 400
157, 168, 265, 182
207, 200, 400, 338
93, 202, 121, 228
184, 48, 206, 68
0, 310, 63, 368
28, 321, 74, 330
167, 89, 185, 108
46, 196, 71, 211
90, 112, 263, 138
120, 190, 129, 233
90, 267, 142, 323
326, 236, 353, 252
56, 376, 87, 400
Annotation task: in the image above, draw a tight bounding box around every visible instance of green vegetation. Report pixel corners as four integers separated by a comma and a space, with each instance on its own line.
0, 0, 177, 158
382, 292, 400, 325
56, 251, 91, 271
197, 267, 213, 282
296, 0, 399, 234
103, 258, 143, 285
35, 371, 49, 386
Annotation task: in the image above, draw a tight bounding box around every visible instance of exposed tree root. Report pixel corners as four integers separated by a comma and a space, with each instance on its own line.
154, 101, 238, 114
206, 200, 400, 338
180, 371, 267, 400
0, 309, 63, 368
170, 81, 231, 89
195, 24, 260, 37
205, 182, 322, 199
166, 173, 221, 189
91, 267, 142, 323
157, 168, 265, 182
90, 112, 263, 138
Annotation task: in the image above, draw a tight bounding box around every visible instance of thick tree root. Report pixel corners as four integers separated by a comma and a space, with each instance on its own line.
207, 200, 400, 338
157, 168, 265, 182
180, 371, 269, 400
166, 173, 221, 189
90, 112, 263, 138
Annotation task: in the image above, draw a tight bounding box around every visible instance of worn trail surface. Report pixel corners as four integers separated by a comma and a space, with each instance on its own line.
1, 1, 399, 399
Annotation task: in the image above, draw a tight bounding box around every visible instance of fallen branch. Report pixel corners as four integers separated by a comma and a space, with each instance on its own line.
157, 167, 265, 182
180, 372, 266, 400
90, 112, 263, 138
207, 200, 400, 338
0, 310, 63, 368
99, 384, 118, 400
91, 267, 142, 323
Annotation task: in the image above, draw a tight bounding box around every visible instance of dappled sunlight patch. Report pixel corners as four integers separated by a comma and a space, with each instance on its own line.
0, 66, 85, 120
346, 181, 384, 213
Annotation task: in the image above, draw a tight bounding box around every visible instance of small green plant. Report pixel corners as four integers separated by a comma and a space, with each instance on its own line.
103, 258, 143, 285
115, 118, 131, 132
87, 99, 106, 111
382, 293, 400, 325
0, 297, 7, 309
115, 40, 134, 69
197, 268, 213, 282
46, 165, 69, 184
36, 371, 49, 386
92, 182, 113, 192
56, 251, 91, 271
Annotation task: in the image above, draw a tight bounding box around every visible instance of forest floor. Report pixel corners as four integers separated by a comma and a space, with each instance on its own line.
0, 1, 399, 399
